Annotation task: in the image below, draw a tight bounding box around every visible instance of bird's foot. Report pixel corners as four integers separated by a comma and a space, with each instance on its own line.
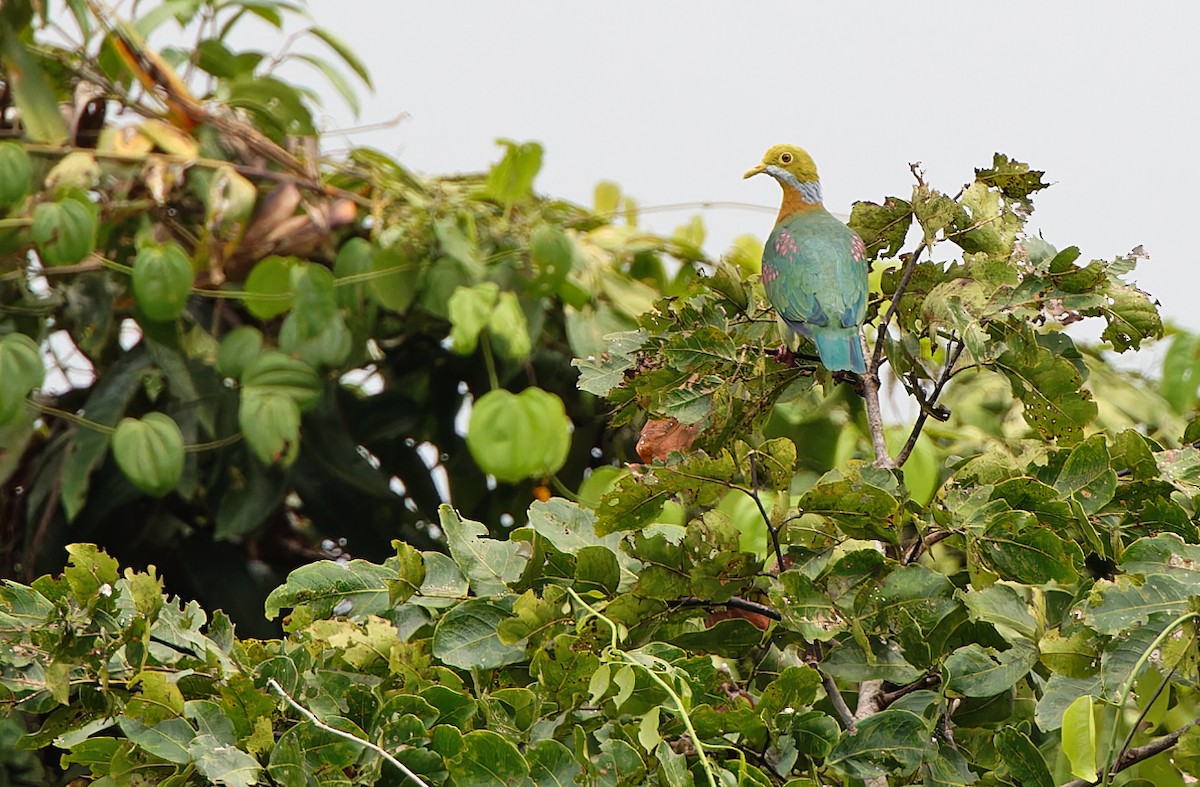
768, 345, 798, 367
833, 370, 866, 396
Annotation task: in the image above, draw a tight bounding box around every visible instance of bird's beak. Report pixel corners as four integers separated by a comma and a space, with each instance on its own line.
743, 163, 767, 179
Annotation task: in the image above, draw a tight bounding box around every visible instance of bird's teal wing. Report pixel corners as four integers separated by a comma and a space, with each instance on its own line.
762, 210, 867, 333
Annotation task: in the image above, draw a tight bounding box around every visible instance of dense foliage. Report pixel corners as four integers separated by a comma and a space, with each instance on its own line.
5, 1, 1200, 785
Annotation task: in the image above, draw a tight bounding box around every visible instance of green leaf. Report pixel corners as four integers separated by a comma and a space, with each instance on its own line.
973, 153, 1049, 208
1061, 695, 1098, 782
241, 350, 322, 411
1120, 534, 1200, 592
308, 25, 373, 88
1079, 574, 1189, 635
189, 734, 262, 787
449, 282, 499, 354
0, 141, 34, 207
1161, 331, 1200, 413
797, 478, 900, 544
993, 727, 1053, 787
1173, 726, 1200, 779
489, 292, 532, 360
440, 505, 527, 596
264, 558, 395, 624
848, 196, 912, 259
292, 52, 360, 116
1102, 282, 1162, 352
960, 584, 1037, 641
31, 198, 97, 266
529, 224, 574, 297
466, 388, 571, 483
1053, 434, 1116, 513
526, 739, 581, 787
976, 523, 1081, 585
0, 25, 69, 144
132, 242, 195, 322
912, 184, 958, 245
950, 180, 1019, 256
0, 333, 43, 424
827, 709, 929, 780
791, 711, 839, 761
485, 138, 543, 207
994, 331, 1097, 444
572, 329, 647, 397
368, 245, 421, 313
238, 389, 301, 466
117, 715, 193, 764
433, 599, 527, 671
60, 350, 153, 520
215, 327, 263, 379
227, 75, 315, 136
111, 412, 185, 496
943, 638, 1038, 697
278, 263, 351, 367
772, 570, 843, 641
243, 256, 296, 319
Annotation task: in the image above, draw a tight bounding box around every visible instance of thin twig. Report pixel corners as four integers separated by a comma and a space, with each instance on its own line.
747, 455, 786, 572
268, 677, 431, 787
894, 339, 965, 467
902, 529, 955, 566
20, 144, 372, 208
821, 670, 856, 732
1115, 662, 1178, 771
871, 241, 926, 367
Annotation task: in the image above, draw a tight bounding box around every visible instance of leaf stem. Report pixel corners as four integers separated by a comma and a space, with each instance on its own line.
481, 335, 500, 391
268, 677, 431, 787
566, 587, 720, 787
1100, 612, 1198, 787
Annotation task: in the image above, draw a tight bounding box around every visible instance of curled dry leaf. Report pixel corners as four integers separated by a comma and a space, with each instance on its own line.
636, 417, 701, 463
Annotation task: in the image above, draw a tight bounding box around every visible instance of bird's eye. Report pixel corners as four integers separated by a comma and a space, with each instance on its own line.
780, 152, 793, 164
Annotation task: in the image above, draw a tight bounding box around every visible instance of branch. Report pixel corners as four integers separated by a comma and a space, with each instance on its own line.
747, 455, 786, 572
1059, 720, 1199, 787
894, 339, 965, 467
821, 670, 857, 732
854, 679, 889, 787
860, 356, 895, 469
870, 241, 926, 368
902, 528, 956, 566
268, 678, 431, 787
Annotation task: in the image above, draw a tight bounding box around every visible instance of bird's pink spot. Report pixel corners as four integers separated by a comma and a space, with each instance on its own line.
762, 265, 779, 283
851, 234, 866, 262
774, 231, 798, 257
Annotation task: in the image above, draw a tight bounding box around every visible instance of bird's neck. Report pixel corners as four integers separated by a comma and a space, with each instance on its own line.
776, 179, 823, 221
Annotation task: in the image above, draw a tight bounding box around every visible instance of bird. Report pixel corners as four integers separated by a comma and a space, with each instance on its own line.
744, 145, 868, 374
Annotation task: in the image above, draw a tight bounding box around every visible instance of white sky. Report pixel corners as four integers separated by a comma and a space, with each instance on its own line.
301, 1, 1197, 330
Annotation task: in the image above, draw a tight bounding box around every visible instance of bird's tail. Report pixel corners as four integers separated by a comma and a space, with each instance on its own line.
814, 329, 866, 374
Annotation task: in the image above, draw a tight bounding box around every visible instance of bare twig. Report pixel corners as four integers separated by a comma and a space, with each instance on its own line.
894, 339, 965, 467
1059, 719, 1199, 787
871, 242, 926, 367
20, 144, 372, 208
821, 670, 857, 732
268, 677, 431, 787
902, 529, 956, 566
747, 455, 786, 571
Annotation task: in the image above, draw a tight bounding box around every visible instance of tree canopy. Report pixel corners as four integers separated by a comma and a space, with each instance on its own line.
3, 1, 1200, 785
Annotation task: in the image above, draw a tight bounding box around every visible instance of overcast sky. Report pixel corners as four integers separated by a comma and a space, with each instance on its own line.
299, 1, 1198, 332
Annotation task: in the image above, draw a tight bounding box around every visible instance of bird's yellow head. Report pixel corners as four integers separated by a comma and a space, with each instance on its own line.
743, 144, 820, 184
